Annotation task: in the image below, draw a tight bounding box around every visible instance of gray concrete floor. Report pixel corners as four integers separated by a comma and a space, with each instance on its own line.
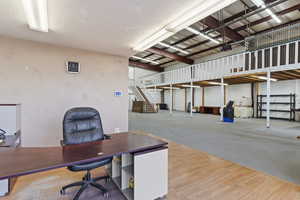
129, 111, 300, 185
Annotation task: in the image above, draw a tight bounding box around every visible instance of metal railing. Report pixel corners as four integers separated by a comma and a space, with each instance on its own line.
139, 39, 300, 87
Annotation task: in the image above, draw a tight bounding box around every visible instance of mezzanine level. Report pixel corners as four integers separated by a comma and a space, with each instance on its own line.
139, 39, 300, 89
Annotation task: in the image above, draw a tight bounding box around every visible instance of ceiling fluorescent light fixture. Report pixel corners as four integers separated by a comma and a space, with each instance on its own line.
181, 85, 201, 88
22, 0, 48, 32
251, 0, 281, 23
253, 76, 277, 82
158, 42, 189, 55
131, 56, 159, 65
132, 0, 236, 52
185, 27, 220, 44
162, 87, 180, 90
207, 81, 228, 86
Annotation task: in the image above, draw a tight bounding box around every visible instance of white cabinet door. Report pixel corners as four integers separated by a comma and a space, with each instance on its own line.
134, 148, 168, 200
0, 179, 8, 196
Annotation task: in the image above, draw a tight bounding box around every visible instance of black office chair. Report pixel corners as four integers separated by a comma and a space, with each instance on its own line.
60, 107, 112, 199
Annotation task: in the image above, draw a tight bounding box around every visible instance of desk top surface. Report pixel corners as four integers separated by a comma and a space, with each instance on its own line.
0, 132, 167, 180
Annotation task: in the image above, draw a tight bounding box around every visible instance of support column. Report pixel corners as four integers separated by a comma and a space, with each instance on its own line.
220, 78, 224, 121
190, 81, 193, 117
133, 67, 136, 87
184, 88, 187, 112
170, 84, 173, 114
266, 71, 271, 128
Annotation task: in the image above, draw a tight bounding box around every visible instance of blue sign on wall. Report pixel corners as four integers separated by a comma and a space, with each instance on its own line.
114, 91, 122, 97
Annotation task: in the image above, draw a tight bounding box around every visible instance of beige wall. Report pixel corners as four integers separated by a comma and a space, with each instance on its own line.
0, 36, 128, 147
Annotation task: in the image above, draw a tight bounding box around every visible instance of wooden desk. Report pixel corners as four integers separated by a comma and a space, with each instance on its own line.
0, 133, 168, 200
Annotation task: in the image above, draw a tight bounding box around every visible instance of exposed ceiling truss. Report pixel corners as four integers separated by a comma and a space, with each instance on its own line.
130, 0, 300, 71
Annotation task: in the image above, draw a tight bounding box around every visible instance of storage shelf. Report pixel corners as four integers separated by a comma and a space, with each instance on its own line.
259, 94, 295, 97
257, 93, 296, 121
261, 109, 291, 112
259, 102, 293, 105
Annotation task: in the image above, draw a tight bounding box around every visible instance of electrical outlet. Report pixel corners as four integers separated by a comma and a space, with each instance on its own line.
114, 128, 120, 133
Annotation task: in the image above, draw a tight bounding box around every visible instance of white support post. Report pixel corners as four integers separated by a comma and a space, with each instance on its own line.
220, 78, 224, 121
190, 81, 193, 117
170, 84, 173, 114
266, 70, 271, 128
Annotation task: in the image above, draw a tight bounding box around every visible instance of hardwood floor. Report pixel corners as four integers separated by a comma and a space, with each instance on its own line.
2, 131, 300, 200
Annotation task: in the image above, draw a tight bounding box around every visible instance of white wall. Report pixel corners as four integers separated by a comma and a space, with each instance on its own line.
173, 89, 185, 111
226, 84, 252, 106
194, 88, 202, 107
204, 86, 223, 107
164, 90, 171, 109
163, 87, 203, 111
0, 36, 128, 147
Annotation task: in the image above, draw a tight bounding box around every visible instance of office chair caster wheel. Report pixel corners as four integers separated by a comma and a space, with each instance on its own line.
60, 188, 66, 195
104, 192, 110, 198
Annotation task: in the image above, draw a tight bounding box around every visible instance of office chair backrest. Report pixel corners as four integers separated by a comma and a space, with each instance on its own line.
63, 107, 104, 145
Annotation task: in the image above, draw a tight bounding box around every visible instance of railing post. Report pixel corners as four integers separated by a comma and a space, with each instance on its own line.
266, 70, 271, 128
220, 77, 224, 121
256, 51, 258, 70
270, 47, 273, 67
190, 81, 193, 117
286, 43, 289, 65
296, 42, 299, 64
170, 84, 173, 114
249, 52, 252, 70
278, 45, 281, 66
262, 49, 265, 68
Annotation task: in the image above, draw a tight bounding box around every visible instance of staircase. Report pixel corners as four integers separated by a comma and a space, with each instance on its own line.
130, 86, 157, 113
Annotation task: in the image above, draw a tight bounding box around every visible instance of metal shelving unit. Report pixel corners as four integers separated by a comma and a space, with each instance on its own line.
257, 93, 296, 121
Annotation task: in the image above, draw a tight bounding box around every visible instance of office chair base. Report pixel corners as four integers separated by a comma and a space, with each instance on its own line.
60, 171, 110, 200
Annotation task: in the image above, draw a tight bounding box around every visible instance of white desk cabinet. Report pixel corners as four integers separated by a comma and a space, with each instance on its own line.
108, 147, 168, 200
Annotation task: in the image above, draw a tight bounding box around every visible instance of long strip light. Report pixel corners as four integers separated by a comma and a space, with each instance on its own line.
22, 0, 48, 32
251, 0, 281, 23
252, 75, 277, 82
158, 42, 189, 55
185, 27, 220, 44
131, 56, 159, 65
162, 87, 180, 90
207, 81, 228, 86
132, 0, 237, 51
181, 85, 201, 88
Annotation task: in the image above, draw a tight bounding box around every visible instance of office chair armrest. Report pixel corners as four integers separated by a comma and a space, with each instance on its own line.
104, 134, 111, 140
